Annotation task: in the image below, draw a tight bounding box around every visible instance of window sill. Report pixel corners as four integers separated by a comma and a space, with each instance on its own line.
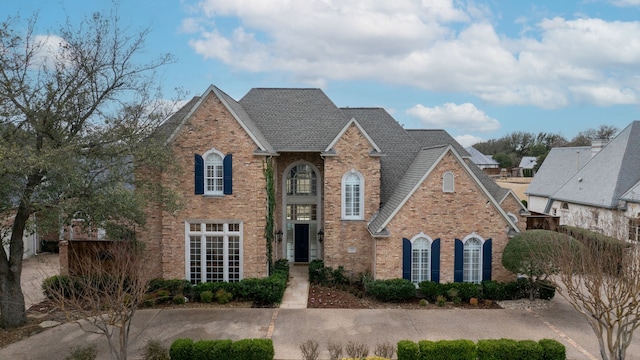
203, 194, 224, 198
341, 218, 365, 222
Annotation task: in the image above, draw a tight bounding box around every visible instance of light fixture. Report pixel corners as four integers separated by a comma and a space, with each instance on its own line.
276, 229, 283, 243
317, 229, 324, 243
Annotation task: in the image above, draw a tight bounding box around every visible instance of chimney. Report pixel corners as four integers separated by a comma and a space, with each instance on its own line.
591, 139, 607, 158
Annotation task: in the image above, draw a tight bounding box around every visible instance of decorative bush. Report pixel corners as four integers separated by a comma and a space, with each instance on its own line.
141, 339, 170, 360
397, 340, 419, 360
200, 290, 214, 303
418, 281, 440, 302
365, 278, 416, 302
169, 338, 193, 360
148, 279, 193, 298
172, 294, 186, 305
192, 340, 233, 360
308, 259, 327, 284
538, 339, 565, 360
194, 281, 237, 301
42, 275, 74, 299
477, 339, 519, 360
230, 339, 274, 360
419, 340, 475, 360
215, 289, 233, 304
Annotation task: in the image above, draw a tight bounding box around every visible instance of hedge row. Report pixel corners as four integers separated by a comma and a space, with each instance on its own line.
170, 338, 274, 360
43, 259, 290, 307
419, 278, 555, 303
397, 338, 565, 360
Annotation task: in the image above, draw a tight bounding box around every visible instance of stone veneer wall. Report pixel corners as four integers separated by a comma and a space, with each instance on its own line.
323, 124, 380, 277
376, 151, 514, 282
144, 92, 269, 280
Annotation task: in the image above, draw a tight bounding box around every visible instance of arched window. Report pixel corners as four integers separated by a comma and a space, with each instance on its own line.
205, 152, 223, 195
463, 237, 482, 284
287, 164, 317, 196
443, 172, 454, 193
411, 237, 431, 285
342, 170, 364, 220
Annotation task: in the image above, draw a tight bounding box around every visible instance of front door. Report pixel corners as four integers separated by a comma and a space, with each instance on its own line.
294, 224, 309, 262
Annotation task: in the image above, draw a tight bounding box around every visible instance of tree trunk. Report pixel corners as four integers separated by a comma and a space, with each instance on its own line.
0, 180, 37, 328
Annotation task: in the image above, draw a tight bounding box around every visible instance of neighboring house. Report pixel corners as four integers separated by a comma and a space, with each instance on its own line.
526, 121, 640, 242
465, 146, 500, 170
139, 85, 526, 285
517, 156, 537, 177
1, 213, 39, 259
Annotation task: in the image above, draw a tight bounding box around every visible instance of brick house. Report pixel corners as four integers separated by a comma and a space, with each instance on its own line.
142, 85, 525, 285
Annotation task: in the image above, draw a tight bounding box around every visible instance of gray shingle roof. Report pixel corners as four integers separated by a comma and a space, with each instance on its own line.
408, 129, 470, 157
368, 145, 449, 234
466, 146, 499, 166
153, 96, 200, 144
526, 146, 591, 197
552, 121, 640, 208
240, 88, 350, 151
621, 180, 640, 203
341, 108, 421, 204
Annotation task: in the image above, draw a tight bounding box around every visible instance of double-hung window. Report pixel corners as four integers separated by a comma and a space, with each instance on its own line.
205, 153, 223, 195
342, 170, 364, 220
194, 148, 232, 195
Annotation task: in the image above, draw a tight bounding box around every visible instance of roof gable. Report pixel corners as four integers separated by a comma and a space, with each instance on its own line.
408, 129, 470, 157
552, 121, 640, 208
368, 145, 519, 236
466, 146, 499, 166
324, 118, 382, 155
240, 88, 350, 151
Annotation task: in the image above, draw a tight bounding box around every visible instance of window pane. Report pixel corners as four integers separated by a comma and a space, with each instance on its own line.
190, 236, 201, 284
287, 165, 317, 196
463, 238, 481, 283
228, 236, 240, 282
206, 236, 224, 282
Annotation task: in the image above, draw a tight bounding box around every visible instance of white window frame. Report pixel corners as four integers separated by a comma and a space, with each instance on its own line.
462, 233, 484, 284
443, 172, 454, 193
203, 148, 225, 195
410, 233, 432, 285
630, 218, 640, 242
341, 169, 364, 220
185, 221, 243, 284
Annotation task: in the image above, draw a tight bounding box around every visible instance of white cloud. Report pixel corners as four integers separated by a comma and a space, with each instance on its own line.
30, 35, 70, 69
185, 0, 640, 107
454, 134, 484, 147
610, 0, 640, 7
406, 103, 500, 132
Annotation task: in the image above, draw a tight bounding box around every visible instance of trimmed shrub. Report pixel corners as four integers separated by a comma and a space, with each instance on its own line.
365, 278, 416, 302
418, 281, 440, 302
538, 339, 566, 360
193, 281, 236, 301
419, 340, 475, 360
309, 259, 327, 284
42, 275, 75, 299
477, 339, 518, 360
216, 289, 233, 304
192, 340, 233, 360
274, 258, 290, 273
148, 279, 193, 298
173, 294, 186, 305
515, 340, 543, 360
237, 275, 287, 306
142, 339, 170, 360
169, 338, 193, 360
450, 282, 480, 302
64, 344, 97, 360
200, 290, 214, 303
398, 340, 420, 360
231, 338, 274, 360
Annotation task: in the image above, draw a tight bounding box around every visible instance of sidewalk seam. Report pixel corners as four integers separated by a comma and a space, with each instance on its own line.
266, 308, 279, 339
527, 309, 598, 360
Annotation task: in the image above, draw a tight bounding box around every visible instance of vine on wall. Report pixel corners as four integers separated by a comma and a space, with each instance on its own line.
263, 157, 276, 274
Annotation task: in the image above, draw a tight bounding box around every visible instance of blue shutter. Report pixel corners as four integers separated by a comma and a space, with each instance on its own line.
194, 154, 204, 195
454, 239, 463, 282
223, 154, 232, 195
402, 238, 411, 281
482, 238, 492, 282
431, 238, 440, 283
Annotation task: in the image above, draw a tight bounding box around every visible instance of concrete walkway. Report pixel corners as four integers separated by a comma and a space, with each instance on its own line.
279, 264, 309, 309
20, 253, 60, 308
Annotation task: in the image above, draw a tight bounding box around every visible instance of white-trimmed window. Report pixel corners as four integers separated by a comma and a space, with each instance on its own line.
204, 149, 224, 195
342, 170, 364, 220
463, 236, 482, 284
411, 236, 431, 285
629, 218, 640, 242
443, 172, 454, 193
186, 221, 242, 284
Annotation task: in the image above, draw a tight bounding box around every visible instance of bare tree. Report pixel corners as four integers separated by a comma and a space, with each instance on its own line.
43, 239, 150, 360
536, 227, 639, 360
0, 8, 175, 328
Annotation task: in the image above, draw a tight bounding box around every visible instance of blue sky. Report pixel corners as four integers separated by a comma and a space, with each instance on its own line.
5, 0, 640, 146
